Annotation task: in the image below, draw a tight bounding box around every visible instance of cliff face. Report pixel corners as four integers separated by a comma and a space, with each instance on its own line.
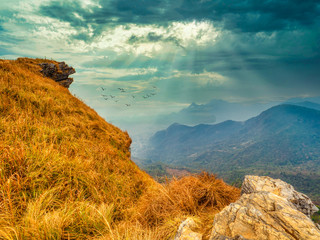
39, 61, 75, 88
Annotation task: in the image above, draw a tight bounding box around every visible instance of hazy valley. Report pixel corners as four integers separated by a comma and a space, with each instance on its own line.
139, 103, 320, 203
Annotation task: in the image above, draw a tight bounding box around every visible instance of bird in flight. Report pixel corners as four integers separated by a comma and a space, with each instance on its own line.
118, 88, 126, 92
125, 104, 131, 107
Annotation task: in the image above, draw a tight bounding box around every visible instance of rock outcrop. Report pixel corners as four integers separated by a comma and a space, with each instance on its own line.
174, 218, 202, 240
174, 176, 319, 240
39, 62, 75, 88
210, 191, 320, 240
209, 175, 320, 240
241, 175, 319, 217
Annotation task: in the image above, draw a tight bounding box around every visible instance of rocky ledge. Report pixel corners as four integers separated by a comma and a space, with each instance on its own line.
175, 175, 320, 240
39, 62, 75, 88
241, 175, 318, 217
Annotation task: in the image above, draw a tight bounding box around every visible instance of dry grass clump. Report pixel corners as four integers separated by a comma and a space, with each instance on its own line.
137, 172, 240, 238
18, 190, 114, 239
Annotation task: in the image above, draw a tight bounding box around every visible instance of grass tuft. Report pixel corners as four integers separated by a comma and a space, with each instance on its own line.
137, 172, 240, 238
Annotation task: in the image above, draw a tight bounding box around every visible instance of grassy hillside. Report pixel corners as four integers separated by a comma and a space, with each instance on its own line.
0, 58, 240, 239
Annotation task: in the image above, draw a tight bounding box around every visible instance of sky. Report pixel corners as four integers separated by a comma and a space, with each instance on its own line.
1, 0, 320, 144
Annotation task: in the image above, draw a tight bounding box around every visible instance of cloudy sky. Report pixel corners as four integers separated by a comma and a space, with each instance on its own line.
1, 0, 320, 138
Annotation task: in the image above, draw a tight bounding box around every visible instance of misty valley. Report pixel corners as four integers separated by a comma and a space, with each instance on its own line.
135, 102, 320, 204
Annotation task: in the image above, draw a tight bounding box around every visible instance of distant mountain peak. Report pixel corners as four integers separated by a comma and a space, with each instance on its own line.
189, 102, 198, 108
170, 122, 182, 127
257, 103, 320, 118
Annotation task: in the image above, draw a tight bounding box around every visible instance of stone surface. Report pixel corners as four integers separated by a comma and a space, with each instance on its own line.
174, 218, 202, 240
211, 235, 249, 240
39, 62, 75, 88
241, 175, 319, 217
209, 191, 320, 240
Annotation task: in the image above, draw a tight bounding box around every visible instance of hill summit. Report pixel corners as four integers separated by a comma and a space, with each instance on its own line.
0, 58, 155, 238
0, 58, 241, 239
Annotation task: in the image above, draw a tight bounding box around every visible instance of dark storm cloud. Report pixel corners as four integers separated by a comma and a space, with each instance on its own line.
35, 0, 320, 101
176, 0, 320, 32
127, 32, 184, 48
38, 0, 320, 36
39, 1, 88, 28
112, 0, 165, 17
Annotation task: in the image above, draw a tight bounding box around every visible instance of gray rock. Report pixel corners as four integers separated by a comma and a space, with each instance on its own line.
209, 191, 320, 240
241, 175, 319, 217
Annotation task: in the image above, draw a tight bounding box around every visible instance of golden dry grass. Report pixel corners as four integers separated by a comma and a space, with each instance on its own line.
0, 58, 240, 239
137, 172, 240, 239
0, 58, 154, 239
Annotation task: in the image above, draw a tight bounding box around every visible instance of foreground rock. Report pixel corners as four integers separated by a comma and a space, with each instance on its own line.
174, 218, 202, 240
209, 175, 320, 240
210, 191, 320, 240
39, 62, 75, 88
174, 175, 320, 240
241, 175, 318, 217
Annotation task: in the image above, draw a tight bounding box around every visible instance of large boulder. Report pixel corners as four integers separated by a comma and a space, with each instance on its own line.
39, 62, 75, 88
210, 191, 320, 240
241, 175, 318, 217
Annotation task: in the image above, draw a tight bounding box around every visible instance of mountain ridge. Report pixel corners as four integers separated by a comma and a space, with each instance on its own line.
145, 103, 320, 202
148, 104, 320, 161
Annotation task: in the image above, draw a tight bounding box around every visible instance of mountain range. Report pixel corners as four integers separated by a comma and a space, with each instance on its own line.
153, 97, 320, 127
154, 99, 277, 126
143, 103, 320, 202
